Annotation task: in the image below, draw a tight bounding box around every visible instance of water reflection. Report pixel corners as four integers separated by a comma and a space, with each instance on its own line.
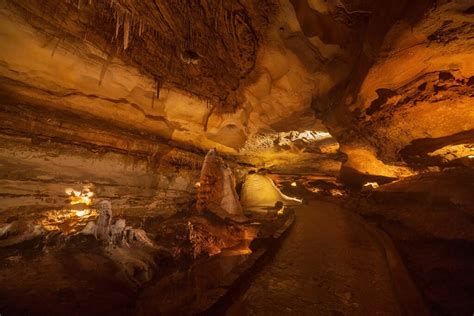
137, 245, 252, 314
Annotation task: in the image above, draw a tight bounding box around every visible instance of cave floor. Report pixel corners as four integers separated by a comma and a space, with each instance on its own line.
226, 198, 415, 316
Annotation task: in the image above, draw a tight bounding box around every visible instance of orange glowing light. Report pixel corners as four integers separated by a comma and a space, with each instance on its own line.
75, 210, 89, 217
363, 182, 379, 189
277, 205, 285, 215
330, 189, 344, 197
65, 187, 94, 205
291, 182, 297, 187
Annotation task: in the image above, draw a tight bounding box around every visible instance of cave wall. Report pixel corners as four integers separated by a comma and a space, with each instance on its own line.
0, 0, 354, 200
318, 0, 474, 183
0, 132, 201, 221
1, 0, 473, 191
0, 3, 207, 217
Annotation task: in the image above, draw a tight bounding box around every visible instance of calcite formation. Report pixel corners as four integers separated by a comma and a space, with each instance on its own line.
240, 173, 302, 208
85, 200, 156, 248
196, 149, 244, 219
82, 200, 162, 287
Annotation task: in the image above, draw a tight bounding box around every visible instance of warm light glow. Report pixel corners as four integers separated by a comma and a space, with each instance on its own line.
75, 210, 89, 217
65, 187, 94, 205
330, 189, 344, 197
194, 182, 201, 188
277, 206, 285, 215
363, 182, 379, 189
291, 182, 297, 187
37, 186, 98, 233
39, 208, 98, 232
309, 187, 322, 193
428, 144, 474, 162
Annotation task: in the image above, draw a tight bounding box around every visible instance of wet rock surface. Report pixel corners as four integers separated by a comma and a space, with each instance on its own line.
227, 198, 413, 315
0, 203, 292, 315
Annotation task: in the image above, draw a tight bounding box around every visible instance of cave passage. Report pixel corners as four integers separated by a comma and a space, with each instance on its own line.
227, 197, 426, 315
1, 0, 474, 315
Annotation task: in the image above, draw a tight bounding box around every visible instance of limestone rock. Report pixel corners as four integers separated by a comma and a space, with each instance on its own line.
240, 173, 302, 208
196, 149, 245, 220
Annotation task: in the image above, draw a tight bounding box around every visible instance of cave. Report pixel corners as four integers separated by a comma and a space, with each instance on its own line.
0, 0, 473, 315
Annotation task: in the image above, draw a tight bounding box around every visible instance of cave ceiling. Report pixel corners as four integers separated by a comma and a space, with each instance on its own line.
7, 0, 276, 110
0, 0, 473, 180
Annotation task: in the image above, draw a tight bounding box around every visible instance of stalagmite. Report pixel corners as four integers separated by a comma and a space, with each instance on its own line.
85, 200, 156, 248
94, 200, 112, 240
196, 149, 245, 220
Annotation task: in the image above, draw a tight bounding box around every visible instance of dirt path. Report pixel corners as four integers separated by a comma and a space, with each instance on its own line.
226, 198, 417, 315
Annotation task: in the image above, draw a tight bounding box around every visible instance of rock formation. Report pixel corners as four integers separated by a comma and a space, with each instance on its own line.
240, 172, 302, 208
84, 200, 156, 248
196, 149, 245, 220
82, 200, 163, 287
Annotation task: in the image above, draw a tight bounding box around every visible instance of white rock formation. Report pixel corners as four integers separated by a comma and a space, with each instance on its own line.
240, 174, 302, 208
82, 200, 162, 287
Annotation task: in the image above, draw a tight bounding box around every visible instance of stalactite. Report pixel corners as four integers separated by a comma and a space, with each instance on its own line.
51, 36, 63, 57
151, 88, 156, 109
123, 14, 130, 50
115, 11, 122, 39
156, 79, 163, 100
99, 52, 114, 86
139, 19, 143, 37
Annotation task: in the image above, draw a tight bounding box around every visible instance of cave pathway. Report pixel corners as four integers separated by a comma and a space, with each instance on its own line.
227, 198, 407, 315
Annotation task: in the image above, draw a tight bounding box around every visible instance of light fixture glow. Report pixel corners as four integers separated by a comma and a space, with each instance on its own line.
75, 210, 88, 217
330, 189, 344, 197
65, 187, 94, 205
291, 182, 297, 187
277, 205, 285, 215
363, 182, 379, 189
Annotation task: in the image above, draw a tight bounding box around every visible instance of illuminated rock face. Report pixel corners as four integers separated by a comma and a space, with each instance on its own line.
318, 1, 474, 183
240, 174, 302, 208
0, 0, 472, 181
0, 0, 471, 202
196, 149, 244, 218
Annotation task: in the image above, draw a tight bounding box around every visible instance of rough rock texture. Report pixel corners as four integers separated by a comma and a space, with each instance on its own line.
318, 0, 474, 183
1, 0, 472, 173
196, 149, 244, 219
82, 200, 162, 287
